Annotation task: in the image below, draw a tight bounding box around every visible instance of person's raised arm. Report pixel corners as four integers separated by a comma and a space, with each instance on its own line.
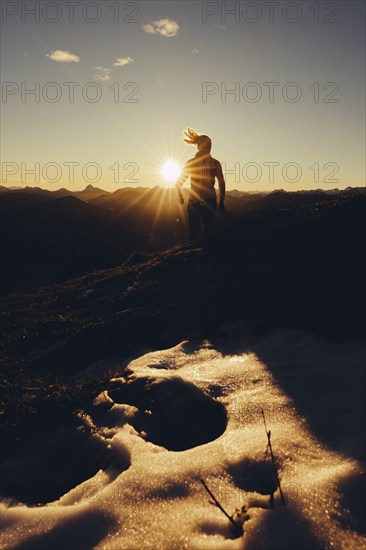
175, 162, 189, 205
217, 161, 226, 213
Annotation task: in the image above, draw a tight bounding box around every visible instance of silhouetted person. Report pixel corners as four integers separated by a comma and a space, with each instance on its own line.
175, 128, 226, 241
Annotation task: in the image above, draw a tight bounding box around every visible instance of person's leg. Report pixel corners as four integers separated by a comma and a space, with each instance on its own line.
201, 198, 217, 241
187, 200, 201, 240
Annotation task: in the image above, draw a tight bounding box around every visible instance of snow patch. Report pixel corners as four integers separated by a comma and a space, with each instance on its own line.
1, 332, 365, 549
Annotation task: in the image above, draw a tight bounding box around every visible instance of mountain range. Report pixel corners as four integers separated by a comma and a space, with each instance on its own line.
1, 185, 365, 296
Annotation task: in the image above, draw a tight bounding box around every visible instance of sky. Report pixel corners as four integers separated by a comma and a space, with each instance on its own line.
1, 0, 365, 191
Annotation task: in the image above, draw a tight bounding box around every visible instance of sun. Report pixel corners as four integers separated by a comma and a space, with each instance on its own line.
161, 159, 182, 184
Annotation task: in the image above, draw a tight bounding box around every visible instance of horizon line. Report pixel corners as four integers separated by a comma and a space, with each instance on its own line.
1, 183, 364, 195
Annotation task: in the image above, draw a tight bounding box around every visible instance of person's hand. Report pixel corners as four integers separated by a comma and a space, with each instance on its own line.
178, 196, 184, 206
219, 201, 225, 214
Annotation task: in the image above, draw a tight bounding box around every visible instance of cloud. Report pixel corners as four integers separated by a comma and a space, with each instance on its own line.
46, 50, 81, 63
190, 48, 199, 54
142, 19, 179, 37
94, 67, 112, 81
95, 74, 111, 81
93, 58, 134, 81
113, 57, 134, 67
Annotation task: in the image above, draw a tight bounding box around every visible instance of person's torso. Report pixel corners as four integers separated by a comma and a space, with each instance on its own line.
187, 154, 219, 201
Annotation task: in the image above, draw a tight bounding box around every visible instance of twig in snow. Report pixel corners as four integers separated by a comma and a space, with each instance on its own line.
200, 479, 243, 536
261, 408, 286, 506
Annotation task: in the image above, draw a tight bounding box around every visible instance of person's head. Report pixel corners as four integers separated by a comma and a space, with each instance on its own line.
183, 128, 212, 154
